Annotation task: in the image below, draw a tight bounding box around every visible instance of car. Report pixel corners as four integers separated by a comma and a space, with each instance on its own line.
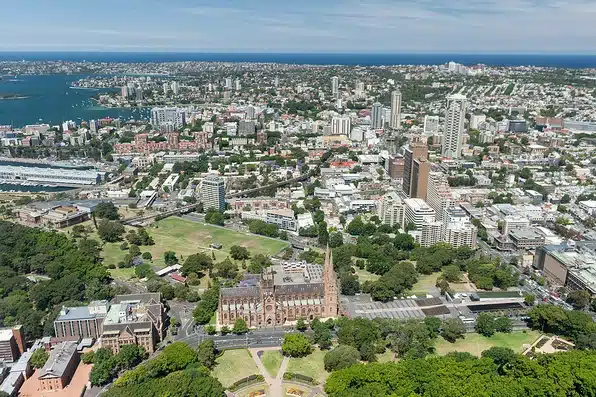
210, 243, 223, 249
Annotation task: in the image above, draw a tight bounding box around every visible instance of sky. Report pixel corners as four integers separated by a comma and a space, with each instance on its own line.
1, 0, 596, 53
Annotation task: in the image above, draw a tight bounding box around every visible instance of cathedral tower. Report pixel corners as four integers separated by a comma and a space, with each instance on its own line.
323, 246, 339, 317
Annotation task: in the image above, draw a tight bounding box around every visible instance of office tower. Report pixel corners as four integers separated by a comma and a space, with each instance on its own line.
423, 115, 440, 134
442, 94, 467, 159
411, 158, 431, 200
377, 192, 405, 229
331, 76, 339, 98
235, 79, 241, 90
163, 83, 169, 95
238, 120, 256, 136
225, 77, 233, 89
427, 172, 454, 222
331, 116, 351, 136
388, 155, 405, 180
371, 102, 383, 129
390, 90, 402, 129
201, 175, 226, 212
121, 86, 128, 99
171, 81, 180, 95
402, 142, 428, 198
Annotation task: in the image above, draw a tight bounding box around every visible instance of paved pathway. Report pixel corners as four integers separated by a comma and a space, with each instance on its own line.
249, 347, 289, 397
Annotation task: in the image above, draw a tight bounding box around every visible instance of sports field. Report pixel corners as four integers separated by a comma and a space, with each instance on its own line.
434, 331, 541, 357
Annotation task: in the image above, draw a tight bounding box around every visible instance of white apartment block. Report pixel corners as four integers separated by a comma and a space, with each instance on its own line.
377, 192, 405, 229
390, 90, 402, 129
404, 198, 436, 228
423, 115, 439, 134
427, 172, 454, 222
470, 114, 486, 130
331, 116, 351, 136
443, 208, 477, 248
151, 107, 186, 129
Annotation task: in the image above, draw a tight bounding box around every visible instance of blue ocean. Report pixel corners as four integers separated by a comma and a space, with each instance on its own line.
1, 52, 596, 68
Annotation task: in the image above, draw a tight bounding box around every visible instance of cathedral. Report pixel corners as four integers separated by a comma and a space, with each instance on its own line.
218, 247, 338, 328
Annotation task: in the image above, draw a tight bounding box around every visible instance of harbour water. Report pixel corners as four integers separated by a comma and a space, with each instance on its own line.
0, 74, 150, 127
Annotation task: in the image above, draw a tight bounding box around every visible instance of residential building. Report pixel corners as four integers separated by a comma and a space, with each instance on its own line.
201, 175, 226, 212
219, 247, 338, 327
100, 293, 164, 354
404, 198, 436, 228
331, 116, 351, 136
470, 114, 486, 130
390, 90, 402, 129
442, 208, 477, 248
371, 102, 383, 129
38, 341, 79, 392
427, 172, 454, 222
442, 94, 467, 159
331, 76, 339, 98
151, 107, 186, 129
265, 209, 297, 231
238, 120, 256, 135
411, 158, 431, 201
424, 115, 440, 134
377, 192, 405, 229
508, 228, 545, 250
402, 142, 428, 198
0, 328, 21, 363
53, 300, 109, 340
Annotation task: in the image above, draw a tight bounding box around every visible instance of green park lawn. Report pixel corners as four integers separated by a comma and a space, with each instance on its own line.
287, 348, 328, 383
211, 349, 260, 388
434, 331, 541, 357
353, 267, 380, 283
261, 350, 284, 377
65, 217, 289, 281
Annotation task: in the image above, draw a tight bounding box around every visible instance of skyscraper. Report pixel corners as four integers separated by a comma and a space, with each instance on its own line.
371, 102, 383, 129
403, 142, 429, 198
355, 82, 365, 98
427, 172, 454, 222
390, 90, 402, 129
162, 83, 169, 95
442, 94, 467, 159
201, 175, 226, 212
331, 76, 339, 98
171, 82, 179, 95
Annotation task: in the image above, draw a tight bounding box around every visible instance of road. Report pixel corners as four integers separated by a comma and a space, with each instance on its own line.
176, 328, 302, 349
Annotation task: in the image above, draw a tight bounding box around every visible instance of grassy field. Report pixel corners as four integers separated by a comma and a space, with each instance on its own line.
434, 331, 541, 357
377, 349, 395, 363
408, 272, 440, 295
65, 217, 289, 281
212, 349, 260, 388
287, 348, 328, 383
261, 350, 283, 377
353, 267, 380, 283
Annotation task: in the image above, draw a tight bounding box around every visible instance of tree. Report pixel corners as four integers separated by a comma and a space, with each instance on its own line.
97, 220, 125, 243
89, 358, 118, 386
561, 193, 571, 204
159, 284, 175, 300
142, 252, 153, 260
248, 254, 272, 274
324, 345, 360, 372
481, 346, 516, 366
296, 318, 307, 332
94, 202, 120, 220
82, 351, 95, 364
117, 344, 147, 370
318, 221, 329, 246
182, 253, 213, 276
282, 333, 312, 357
475, 313, 496, 336
329, 232, 344, 248
313, 326, 333, 350
213, 258, 238, 279
442, 265, 463, 282
135, 263, 154, 279
197, 339, 217, 369
494, 317, 513, 333
441, 318, 465, 342
30, 348, 49, 368
164, 251, 178, 266
567, 290, 591, 309
205, 209, 225, 226
340, 272, 361, 295
233, 318, 249, 334
229, 245, 250, 261
524, 293, 536, 306
129, 244, 141, 257
424, 316, 442, 339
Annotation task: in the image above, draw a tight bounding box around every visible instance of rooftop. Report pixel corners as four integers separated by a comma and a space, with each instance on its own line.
39, 341, 78, 379
0, 329, 13, 342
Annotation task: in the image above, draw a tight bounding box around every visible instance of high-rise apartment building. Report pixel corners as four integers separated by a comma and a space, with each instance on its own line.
442, 208, 477, 248
171, 82, 180, 95
404, 198, 442, 247
151, 107, 186, 129
331, 76, 339, 98
377, 192, 405, 229
246, 105, 256, 120
355, 82, 365, 98
427, 172, 454, 222
390, 90, 402, 129
162, 83, 169, 95
402, 142, 429, 198
371, 102, 384, 129
201, 175, 226, 212
442, 94, 467, 159
331, 116, 351, 136
424, 115, 440, 134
